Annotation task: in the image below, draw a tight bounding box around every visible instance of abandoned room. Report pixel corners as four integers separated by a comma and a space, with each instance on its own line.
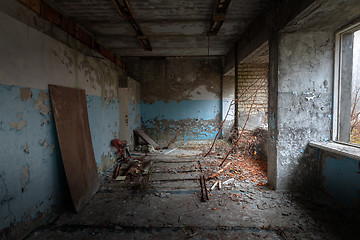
1, 0, 360, 239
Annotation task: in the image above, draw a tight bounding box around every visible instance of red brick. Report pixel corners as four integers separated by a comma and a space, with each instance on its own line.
99, 45, 114, 62
18, 0, 41, 14
74, 26, 92, 47
60, 17, 75, 37
41, 3, 60, 25
115, 56, 125, 69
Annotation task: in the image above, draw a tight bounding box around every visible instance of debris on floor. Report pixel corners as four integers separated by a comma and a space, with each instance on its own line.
134, 129, 159, 149
23, 141, 360, 240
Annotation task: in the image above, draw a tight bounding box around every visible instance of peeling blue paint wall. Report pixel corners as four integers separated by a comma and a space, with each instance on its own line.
320, 151, 360, 207
129, 101, 141, 139
87, 96, 120, 172
141, 100, 221, 140
140, 58, 222, 144
0, 85, 65, 230
0, 85, 121, 230
0, 7, 124, 233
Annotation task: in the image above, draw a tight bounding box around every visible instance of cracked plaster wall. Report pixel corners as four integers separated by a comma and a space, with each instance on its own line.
222, 75, 235, 139
0, 9, 123, 231
140, 58, 222, 144
268, 32, 333, 191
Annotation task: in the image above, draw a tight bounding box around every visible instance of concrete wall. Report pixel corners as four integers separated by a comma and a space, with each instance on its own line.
140, 58, 222, 145
128, 77, 141, 147
319, 151, 360, 208
118, 77, 141, 149
268, 32, 333, 190
222, 74, 235, 139
0, 9, 124, 231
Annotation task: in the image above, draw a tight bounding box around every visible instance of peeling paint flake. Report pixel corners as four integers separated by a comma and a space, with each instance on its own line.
41, 117, 50, 126
34, 91, 50, 116
39, 140, 49, 148
22, 165, 30, 192
10, 120, 27, 130
20, 88, 32, 101
24, 144, 30, 154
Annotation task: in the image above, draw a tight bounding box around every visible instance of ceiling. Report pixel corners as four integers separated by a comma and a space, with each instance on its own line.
44, 0, 269, 57
283, 0, 360, 32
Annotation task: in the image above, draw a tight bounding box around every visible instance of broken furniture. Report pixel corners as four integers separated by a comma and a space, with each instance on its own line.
134, 129, 159, 149
111, 139, 131, 179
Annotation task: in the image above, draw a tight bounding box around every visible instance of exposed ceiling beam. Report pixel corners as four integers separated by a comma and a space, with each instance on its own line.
207, 0, 232, 36
111, 0, 152, 51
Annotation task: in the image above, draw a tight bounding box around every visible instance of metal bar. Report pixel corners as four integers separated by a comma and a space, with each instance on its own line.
207, 0, 232, 36
200, 175, 209, 201
111, 0, 152, 51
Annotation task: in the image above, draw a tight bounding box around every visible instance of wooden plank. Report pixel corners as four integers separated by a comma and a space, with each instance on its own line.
134, 129, 158, 148
49, 84, 99, 213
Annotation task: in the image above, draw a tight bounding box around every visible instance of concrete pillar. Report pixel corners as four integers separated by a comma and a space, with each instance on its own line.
222, 74, 235, 138
268, 32, 334, 190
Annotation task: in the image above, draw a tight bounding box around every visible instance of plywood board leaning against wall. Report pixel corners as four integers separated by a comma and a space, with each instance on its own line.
49, 84, 99, 212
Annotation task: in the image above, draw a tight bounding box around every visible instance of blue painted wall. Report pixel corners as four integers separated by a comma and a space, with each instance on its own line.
128, 101, 141, 141
87, 95, 120, 171
0, 84, 120, 230
0, 85, 65, 230
319, 150, 360, 208
140, 58, 222, 144
141, 100, 221, 141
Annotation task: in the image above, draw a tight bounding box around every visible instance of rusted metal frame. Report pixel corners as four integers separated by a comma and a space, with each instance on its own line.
200, 175, 209, 201
111, 0, 133, 19
111, 0, 152, 51
207, 0, 232, 36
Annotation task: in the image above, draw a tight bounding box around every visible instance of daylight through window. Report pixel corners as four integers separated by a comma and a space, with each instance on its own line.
334, 24, 360, 145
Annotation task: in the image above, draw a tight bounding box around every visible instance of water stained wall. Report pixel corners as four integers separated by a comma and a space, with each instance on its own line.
0, 10, 124, 231
140, 58, 222, 144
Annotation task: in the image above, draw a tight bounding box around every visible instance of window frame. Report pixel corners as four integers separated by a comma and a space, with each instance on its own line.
332, 22, 360, 147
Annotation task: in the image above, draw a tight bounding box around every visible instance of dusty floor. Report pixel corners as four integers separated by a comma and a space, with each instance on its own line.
25, 142, 359, 239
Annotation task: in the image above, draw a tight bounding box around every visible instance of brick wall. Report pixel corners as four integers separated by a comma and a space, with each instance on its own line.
236, 63, 268, 131
237, 63, 268, 115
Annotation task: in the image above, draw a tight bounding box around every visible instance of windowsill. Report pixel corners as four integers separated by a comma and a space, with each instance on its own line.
309, 141, 360, 161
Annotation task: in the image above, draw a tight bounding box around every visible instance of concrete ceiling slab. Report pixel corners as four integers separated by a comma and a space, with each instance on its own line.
284, 0, 360, 32
44, 0, 269, 57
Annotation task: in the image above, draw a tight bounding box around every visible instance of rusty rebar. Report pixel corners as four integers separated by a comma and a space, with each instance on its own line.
204, 69, 268, 157
219, 79, 266, 167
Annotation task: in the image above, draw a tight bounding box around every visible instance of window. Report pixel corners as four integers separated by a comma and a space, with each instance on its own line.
333, 22, 360, 145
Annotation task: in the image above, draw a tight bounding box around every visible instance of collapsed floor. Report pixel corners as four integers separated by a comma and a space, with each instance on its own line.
24, 141, 359, 239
